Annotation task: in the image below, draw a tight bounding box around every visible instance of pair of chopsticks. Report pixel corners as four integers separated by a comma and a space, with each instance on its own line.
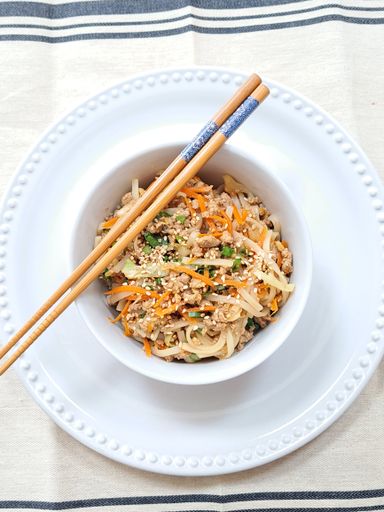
0, 73, 269, 375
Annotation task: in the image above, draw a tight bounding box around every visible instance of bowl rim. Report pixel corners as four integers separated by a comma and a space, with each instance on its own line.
72, 138, 313, 386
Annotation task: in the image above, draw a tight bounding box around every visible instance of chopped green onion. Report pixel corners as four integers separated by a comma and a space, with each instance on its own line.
156, 211, 171, 219
232, 257, 242, 271
142, 245, 152, 255
163, 255, 170, 262
246, 317, 255, 330
155, 277, 162, 285
208, 268, 216, 278
144, 232, 159, 247
188, 311, 202, 318
144, 232, 168, 247
221, 245, 235, 258
176, 214, 186, 224
246, 317, 260, 333
175, 235, 184, 243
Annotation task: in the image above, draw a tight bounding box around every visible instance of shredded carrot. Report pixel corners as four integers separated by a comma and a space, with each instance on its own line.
232, 205, 248, 225
186, 305, 216, 313
122, 317, 132, 337
169, 264, 215, 288
147, 322, 154, 333
154, 290, 171, 308
205, 217, 217, 231
258, 226, 267, 246
105, 285, 160, 299
143, 338, 152, 357
221, 279, 247, 288
181, 312, 198, 324
270, 297, 279, 314
188, 191, 207, 212
207, 215, 227, 226
110, 300, 131, 324
198, 232, 223, 238
183, 196, 195, 217
101, 216, 118, 229
232, 204, 243, 225
281, 240, 288, 248
155, 304, 178, 317
204, 268, 209, 279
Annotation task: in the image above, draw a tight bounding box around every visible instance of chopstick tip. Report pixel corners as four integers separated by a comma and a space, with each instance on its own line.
253, 83, 270, 103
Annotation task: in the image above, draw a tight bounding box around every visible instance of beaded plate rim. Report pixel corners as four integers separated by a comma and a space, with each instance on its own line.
0, 66, 383, 476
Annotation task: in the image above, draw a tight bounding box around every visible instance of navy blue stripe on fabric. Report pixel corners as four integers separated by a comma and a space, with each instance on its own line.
1, 502, 384, 511
0, 15, 383, 42
0, 1, 338, 19
1, 4, 384, 32
1, 489, 384, 509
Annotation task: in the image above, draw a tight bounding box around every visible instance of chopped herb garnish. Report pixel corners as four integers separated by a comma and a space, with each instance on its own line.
208, 268, 216, 278
144, 232, 168, 247
246, 317, 261, 334
221, 245, 235, 258
188, 311, 202, 318
163, 255, 170, 262
144, 232, 160, 247
142, 245, 152, 255
175, 235, 184, 243
176, 214, 186, 224
156, 211, 171, 219
246, 317, 255, 330
155, 277, 162, 285
232, 257, 242, 271
239, 247, 248, 256
139, 312, 146, 319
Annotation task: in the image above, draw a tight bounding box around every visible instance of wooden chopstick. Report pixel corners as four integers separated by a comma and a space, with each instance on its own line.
0, 81, 269, 375
0, 73, 261, 364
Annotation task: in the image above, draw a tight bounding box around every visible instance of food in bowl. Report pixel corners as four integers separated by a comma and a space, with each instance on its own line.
95, 174, 294, 362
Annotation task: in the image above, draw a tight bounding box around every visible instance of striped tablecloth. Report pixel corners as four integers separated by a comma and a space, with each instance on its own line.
0, 2, 383, 511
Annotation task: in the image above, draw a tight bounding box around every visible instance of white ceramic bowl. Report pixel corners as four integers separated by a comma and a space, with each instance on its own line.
72, 138, 312, 385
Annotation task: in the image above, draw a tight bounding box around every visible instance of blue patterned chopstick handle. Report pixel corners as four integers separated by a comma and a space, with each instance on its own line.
219, 96, 259, 139
181, 120, 219, 163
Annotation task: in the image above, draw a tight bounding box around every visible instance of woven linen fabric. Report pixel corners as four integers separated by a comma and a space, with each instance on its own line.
0, 1, 384, 511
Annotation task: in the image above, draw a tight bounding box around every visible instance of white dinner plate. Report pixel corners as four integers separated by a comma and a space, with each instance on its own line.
0, 67, 383, 476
